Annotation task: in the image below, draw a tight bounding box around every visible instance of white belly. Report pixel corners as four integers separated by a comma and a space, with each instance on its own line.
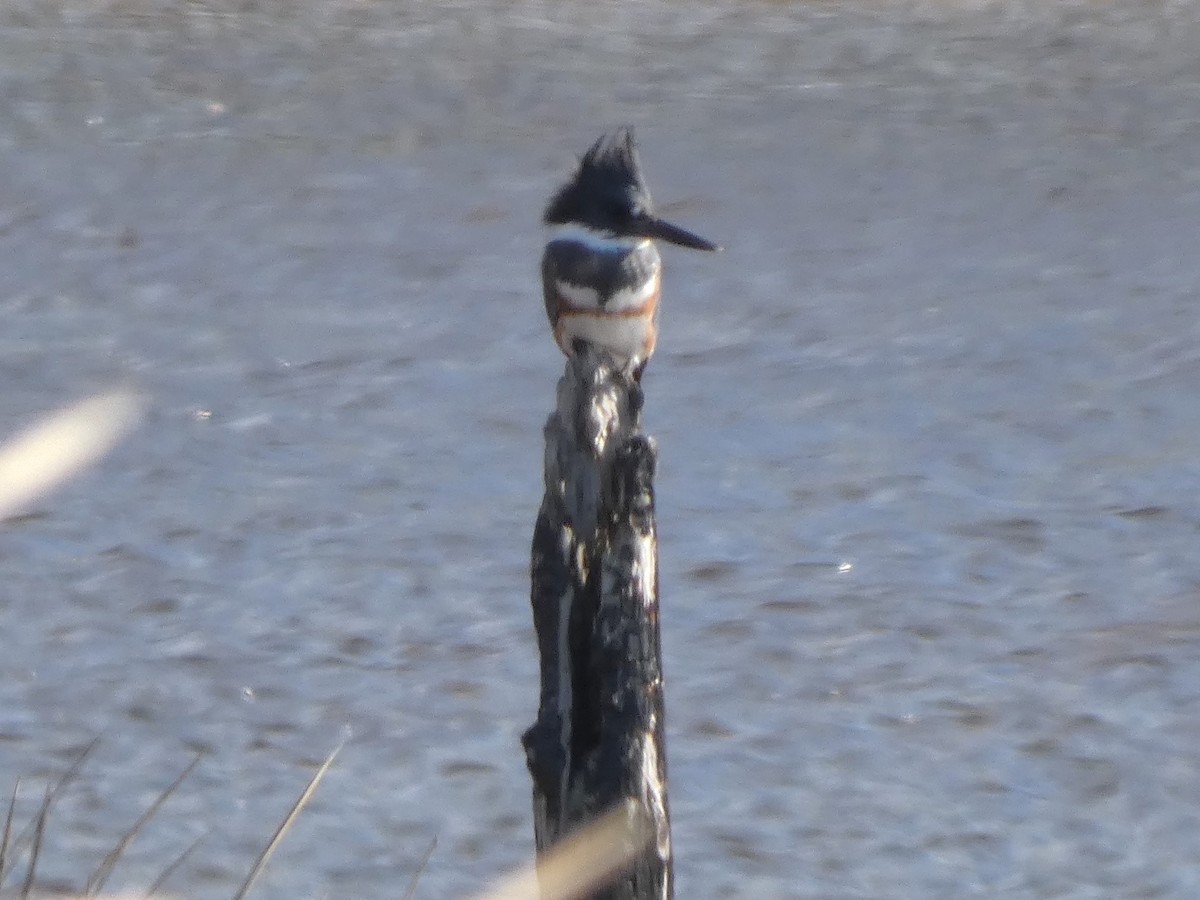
556, 312, 655, 365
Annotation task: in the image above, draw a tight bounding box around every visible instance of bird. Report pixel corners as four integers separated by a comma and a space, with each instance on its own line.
540, 128, 719, 381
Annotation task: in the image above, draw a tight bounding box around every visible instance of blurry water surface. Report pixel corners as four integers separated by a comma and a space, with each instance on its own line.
1, 2, 1199, 897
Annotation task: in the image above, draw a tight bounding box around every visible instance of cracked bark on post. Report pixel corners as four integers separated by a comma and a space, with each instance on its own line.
523, 348, 672, 900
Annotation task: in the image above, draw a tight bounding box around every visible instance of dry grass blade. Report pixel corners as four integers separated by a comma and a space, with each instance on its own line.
232, 742, 343, 900
0, 777, 19, 884
86, 753, 203, 897
142, 828, 208, 900
5, 736, 101, 886
20, 786, 51, 900
0, 389, 142, 520
45, 736, 102, 809
470, 800, 651, 900
401, 835, 437, 900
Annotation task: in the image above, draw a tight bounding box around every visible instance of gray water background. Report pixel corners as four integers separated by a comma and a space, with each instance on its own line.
0, 1, 1199, 897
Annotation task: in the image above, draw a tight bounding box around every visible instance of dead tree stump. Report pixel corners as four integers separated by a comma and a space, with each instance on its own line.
523, 348, 672, 900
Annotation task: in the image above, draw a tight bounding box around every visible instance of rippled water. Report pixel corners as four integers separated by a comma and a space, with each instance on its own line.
1, 2, 1200, 897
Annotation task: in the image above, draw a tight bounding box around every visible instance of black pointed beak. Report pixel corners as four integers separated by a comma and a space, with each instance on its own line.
637, 214, 722, 252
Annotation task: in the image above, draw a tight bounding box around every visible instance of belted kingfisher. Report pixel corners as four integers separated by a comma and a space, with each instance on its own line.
541, 128, 719, 380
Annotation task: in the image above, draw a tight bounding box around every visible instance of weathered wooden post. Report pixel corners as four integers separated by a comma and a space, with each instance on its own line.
523, 346, 672, 900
